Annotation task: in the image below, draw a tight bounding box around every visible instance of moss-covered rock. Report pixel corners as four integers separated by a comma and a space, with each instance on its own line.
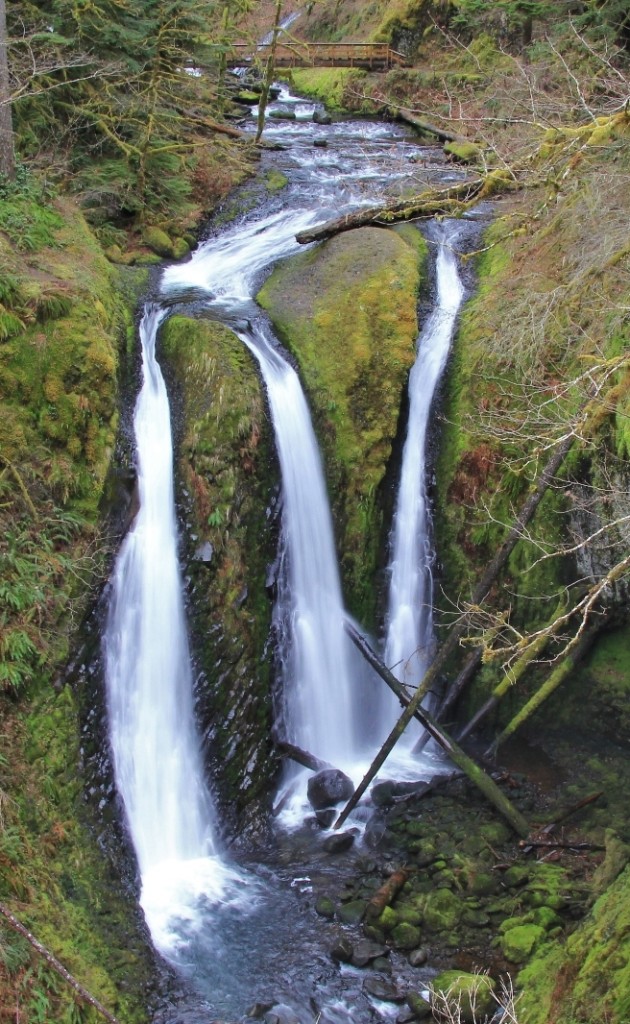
501, 923, 546, 963
257, 224, 426, 621
142, 225, 174, 257
159, 314, 277, 830
431, 970, 496, 1023
422, 888, 462, 932
392, 921, 422, 949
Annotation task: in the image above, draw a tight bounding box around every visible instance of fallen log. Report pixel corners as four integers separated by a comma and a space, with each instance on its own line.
365, 868, 409, 923
295, 178, 486, 245
395, 107, 466, 143
334, 430, 581, 827
274, 738, 333, 773
486, 622, 605, 758
0, 902, 120, 1024
339, 623, 530, 839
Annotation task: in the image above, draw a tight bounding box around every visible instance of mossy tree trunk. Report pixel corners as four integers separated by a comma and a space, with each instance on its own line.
0, 0, 15, 180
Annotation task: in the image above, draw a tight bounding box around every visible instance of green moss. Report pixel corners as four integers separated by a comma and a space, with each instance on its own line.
287, 68, 368, 110
392, 921, 422, 949
444, 141, 482, 164
422, 888, 462, 932
142, 225, 173, 257
431, 970, 496, 1023
257, 225, 426, 621
265, 169, 289, 192
519, 866, 630, 1024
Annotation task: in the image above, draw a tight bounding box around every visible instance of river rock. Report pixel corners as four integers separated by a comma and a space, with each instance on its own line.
431, 971, 496, 1023
264, 1005, 301, 1024
351, 939, 389, 967
330, 935, 354, 963
338, 899, 367, 925
315, 808, 337, 829
307, 769, 354, 810
406, 992, 432, 1019
363, 977, 405, 1003
313, 110, 332, 125
408, 947, 429, 967
313, 138, 328, 148
322, 830, 355, 854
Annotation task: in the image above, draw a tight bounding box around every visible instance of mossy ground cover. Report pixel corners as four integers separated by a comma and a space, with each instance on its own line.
257, 224, 427, 622
0, 182, 153, 1019
159, 315, 278, 829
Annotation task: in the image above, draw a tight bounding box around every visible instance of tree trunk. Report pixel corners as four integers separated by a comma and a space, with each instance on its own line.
295, 178, 486, 245
255, 0, 283, 144
0, 0, 15, 179
339, 622, 531, 838
0, 902, 120, 1023
333, 431, 579, 826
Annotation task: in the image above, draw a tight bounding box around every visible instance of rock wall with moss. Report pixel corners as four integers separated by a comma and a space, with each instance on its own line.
159, 315, 278, 835
0, 187, 155, 1021
257, 224, 427, 624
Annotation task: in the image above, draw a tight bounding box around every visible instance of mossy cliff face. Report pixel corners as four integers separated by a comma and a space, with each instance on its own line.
0, 193, 153, 1021
160, 315, 278, 833
257, 224, 427, 622
431, 119, 630, 1022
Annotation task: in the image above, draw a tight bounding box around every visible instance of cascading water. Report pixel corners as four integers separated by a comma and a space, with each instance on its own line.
103, 304, 245, 956
383, 222, 466, 745
103, 80, 477, 1018
163, 210, 362, 800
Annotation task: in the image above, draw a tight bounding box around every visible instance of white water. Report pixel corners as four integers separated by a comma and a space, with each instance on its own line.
383, 223, 465, 742
103, 305, 248, 955
164, 213, 363, 805
103, 85, 471, 993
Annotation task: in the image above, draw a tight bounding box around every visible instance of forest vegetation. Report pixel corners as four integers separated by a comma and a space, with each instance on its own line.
0, 0, 629, 1020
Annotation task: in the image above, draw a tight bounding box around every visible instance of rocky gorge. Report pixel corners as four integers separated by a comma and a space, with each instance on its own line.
0, 4, 629, 1022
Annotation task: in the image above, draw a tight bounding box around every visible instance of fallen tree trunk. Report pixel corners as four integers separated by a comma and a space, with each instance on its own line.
334, 431, 580, 825
365, 868, 409, 923
274, 738, 333, 773
339, 623, 530, 839
295, 178, 486, 245
395, 108, 465, 143
486, 622, 603, 757
0, 902, 120, 1024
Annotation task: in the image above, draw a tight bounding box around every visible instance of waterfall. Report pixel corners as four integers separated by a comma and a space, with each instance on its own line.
383, 222, 465, 743
104, 305, 244, 955
163, 210, 363, 797
236, 323, 358, 769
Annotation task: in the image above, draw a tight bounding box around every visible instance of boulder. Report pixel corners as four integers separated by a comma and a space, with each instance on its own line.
337, 899, 367, 925
307, 769, 354, 810
500, 923, 546, 963
350, 939, 388, 968
431, 971, 496, 1024
363, 977, 405, 1003
322, 831, 355, 854
313, 109, 332, 125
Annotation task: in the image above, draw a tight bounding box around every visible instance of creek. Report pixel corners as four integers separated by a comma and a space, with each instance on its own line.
103, 83, 474, 1023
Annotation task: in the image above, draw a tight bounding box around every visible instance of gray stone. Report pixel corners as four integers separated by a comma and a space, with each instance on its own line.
350, 939, 389, 967
307, 768, 354, 810
264, 1005, 301, 1024
363, 977, 405, 1003
408, 947, 429, 967
322, 831, 355, 854
338, 899, 367, 926
330, 935, 354, 963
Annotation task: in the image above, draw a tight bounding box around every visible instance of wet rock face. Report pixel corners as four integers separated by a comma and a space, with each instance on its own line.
160, 315, 279, 834
257, 224, 427, 624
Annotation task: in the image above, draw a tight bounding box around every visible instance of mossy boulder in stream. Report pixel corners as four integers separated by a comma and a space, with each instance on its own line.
160, 315, 278, 832
257, 224, 426, 622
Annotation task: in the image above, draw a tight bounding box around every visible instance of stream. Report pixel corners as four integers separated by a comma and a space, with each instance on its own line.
103, 82, 476, 1023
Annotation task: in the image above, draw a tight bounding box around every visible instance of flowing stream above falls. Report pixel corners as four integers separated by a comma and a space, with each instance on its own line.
103, 84, 474, 1021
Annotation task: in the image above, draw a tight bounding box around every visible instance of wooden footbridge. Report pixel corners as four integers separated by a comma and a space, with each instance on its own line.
227, 42, 409, 72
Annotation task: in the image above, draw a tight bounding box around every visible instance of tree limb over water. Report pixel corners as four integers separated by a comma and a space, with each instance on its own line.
295, 173, 517, 244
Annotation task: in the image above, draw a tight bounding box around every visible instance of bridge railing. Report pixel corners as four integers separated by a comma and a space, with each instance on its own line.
227, 42, 409, 70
